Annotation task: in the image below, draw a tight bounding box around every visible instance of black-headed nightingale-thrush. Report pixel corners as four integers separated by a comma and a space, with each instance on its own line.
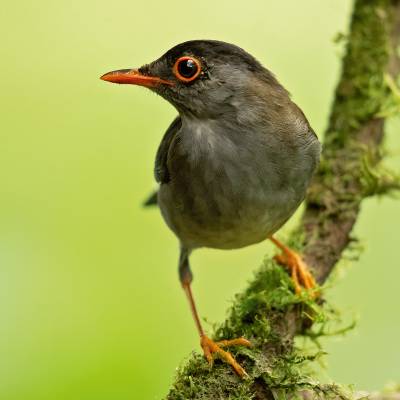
101, 40, 321, 377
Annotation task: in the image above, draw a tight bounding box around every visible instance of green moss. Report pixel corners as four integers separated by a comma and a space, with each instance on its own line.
305, 1, 400, 244
360, 148, 400, 196
378, 74, 400, 117
317, 1, 392, 174
166, 261, 352, 400
327, 1, 391, 148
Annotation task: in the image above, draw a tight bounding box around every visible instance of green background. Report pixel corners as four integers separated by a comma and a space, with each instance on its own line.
1, 0, 399, 398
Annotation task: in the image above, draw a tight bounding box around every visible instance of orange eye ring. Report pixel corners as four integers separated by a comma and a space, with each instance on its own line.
173, 56, 202, 83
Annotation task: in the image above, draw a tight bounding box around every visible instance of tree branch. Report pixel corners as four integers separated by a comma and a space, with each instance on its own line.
165, 1, 400, 399
303, 0, 400, 284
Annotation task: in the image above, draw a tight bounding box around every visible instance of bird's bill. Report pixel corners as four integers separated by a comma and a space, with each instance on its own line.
100, 69, 173, 88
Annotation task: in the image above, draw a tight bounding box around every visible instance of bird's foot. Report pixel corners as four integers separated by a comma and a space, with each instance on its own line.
200, 335, 251, 377
273, 247, 318, 297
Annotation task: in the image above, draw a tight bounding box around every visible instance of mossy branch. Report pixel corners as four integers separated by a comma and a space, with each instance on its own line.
302, 0, 400, 284
165, 1, 400, 399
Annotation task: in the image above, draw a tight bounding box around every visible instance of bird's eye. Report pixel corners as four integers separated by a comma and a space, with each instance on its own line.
173, 56, 201, 83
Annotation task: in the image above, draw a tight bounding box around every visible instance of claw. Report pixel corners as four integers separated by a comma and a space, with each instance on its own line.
271, 237, 318, 298
216, 337, 251, 348
200, 335, 250, 377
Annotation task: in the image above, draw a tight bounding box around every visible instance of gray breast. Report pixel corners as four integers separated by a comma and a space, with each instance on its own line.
158, 117, 320, 250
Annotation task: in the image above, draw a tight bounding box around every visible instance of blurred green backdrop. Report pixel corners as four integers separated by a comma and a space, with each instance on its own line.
1, 0, 399, 399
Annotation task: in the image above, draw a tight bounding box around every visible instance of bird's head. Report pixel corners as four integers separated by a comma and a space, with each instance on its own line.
101, 40, 286, 119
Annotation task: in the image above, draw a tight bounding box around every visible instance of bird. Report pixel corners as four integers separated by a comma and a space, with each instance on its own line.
100, 40, 321, 377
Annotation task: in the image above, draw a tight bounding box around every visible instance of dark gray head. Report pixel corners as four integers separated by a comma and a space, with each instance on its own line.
101, 40, 289, 119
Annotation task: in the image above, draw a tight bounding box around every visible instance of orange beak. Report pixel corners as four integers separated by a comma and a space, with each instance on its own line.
100, 69, 174, 88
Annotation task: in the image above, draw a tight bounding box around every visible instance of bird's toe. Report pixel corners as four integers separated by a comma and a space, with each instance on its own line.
200, 335, 249, 377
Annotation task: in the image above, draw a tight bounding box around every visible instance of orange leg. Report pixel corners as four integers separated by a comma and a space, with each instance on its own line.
269, 236, 317, 296
182, 282, 251, 377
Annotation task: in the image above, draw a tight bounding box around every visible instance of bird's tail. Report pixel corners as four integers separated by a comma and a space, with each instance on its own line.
143, 190, 158, 207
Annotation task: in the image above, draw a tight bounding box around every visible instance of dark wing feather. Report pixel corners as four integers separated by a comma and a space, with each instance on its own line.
143, 116, 181, 207
143, 190, 158, 206
154, 116, 181, 183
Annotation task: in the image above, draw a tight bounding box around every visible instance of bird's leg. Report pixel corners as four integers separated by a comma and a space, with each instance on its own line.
179, 247, 251, 377
269, 236, 317, 296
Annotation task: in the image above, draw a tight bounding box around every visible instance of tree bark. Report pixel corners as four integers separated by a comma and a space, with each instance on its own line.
303, 0, 400, 284
165, 1, 400, 399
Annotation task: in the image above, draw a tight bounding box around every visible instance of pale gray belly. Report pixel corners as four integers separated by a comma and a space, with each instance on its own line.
158, 174, 304, 250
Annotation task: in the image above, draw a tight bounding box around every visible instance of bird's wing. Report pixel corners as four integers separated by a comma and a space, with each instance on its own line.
154, 116, 182, 183
143, 116, 182, 207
